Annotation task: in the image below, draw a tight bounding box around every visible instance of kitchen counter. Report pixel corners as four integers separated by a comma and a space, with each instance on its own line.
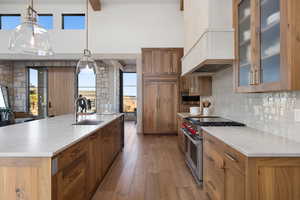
202, 126, 300, 157
0, 113, 123, 157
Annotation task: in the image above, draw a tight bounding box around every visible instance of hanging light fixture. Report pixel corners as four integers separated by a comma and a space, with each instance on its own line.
76, 0, 97, 74
8, 0, 53, 56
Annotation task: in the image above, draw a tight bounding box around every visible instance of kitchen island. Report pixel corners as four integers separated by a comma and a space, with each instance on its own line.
0, 114, 124, 200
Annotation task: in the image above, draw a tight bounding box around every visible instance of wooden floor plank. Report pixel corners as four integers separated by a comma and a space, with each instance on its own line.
93, 122, 205, 200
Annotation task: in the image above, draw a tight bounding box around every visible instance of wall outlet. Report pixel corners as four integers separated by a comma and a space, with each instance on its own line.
295, 109, 300, 122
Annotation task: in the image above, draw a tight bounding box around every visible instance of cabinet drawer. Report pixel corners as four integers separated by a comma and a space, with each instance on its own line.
57, 155, 88, 200
204, 132, 246, 173
57, 139, 89, 170
204, 156, 224, 200
222, 145, 246, 173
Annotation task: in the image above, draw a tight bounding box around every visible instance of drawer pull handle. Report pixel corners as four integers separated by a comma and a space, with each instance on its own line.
208, 180, 216, 191
224, 152, 238, 163
206, 192, 212, 200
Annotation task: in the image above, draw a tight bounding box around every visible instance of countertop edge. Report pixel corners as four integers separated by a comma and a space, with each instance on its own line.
51, 113, 124, 157
202, 126, 300, 158
0, 113, 124, 158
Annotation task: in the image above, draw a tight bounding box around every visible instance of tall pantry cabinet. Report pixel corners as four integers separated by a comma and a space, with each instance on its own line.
142, 48, 183, 134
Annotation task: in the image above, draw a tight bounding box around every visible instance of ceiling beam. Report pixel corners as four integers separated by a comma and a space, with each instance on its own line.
180, 0, 184, 11
89, 0, 101, 11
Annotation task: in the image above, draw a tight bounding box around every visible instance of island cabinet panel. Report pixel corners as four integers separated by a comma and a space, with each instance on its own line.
203, 132, 300, 200
52, 116, 124, 200
87, 131, 103, 198
0, 158, 52, 200
56, 155, 88, 200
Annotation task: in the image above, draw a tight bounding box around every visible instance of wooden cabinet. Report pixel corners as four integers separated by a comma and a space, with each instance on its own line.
52, 117, 124, 200
189, 76, 212, 96
56, 155, 88, 200
234, 0, 300, 92
143, 76, 179, 134
87, 131, 102, 197
142, 48, 183, 134
203, 131, 300, 200
142, 48, 183, 75
180, 76, 190, 92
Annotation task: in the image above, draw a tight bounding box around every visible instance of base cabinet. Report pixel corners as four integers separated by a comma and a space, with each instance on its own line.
52, 116, 124, 200
204, 131, 300, 200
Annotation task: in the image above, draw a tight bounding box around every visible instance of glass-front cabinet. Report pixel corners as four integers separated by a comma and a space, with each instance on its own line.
259, 0, 281, 84
237, 0, 252, 87
234, 0, 300, 92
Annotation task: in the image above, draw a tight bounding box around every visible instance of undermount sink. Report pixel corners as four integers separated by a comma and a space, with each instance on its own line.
73, 120, 103, 126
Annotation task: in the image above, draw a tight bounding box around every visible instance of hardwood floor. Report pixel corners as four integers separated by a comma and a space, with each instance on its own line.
92, 121, 205, 200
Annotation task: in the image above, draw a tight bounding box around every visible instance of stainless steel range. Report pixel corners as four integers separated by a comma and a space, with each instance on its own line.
181, 117, 245, 185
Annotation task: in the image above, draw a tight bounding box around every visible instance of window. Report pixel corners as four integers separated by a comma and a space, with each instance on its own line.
123, 73, 137, 113
38, 14, 53, 29
29, 68, 38, 116
62, 14, 85, 30
78, 69, 96, 113
0, 14, 21, 30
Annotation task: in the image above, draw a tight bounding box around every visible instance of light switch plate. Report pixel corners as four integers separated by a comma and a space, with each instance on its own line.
295, 109, 300, 122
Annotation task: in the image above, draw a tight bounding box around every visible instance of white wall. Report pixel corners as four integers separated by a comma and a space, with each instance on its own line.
0, 1, 184, 58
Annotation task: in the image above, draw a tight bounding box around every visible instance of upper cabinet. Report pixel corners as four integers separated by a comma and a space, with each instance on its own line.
142, 48, 183, 75
182, 0, 234, 76
234, 0, 300, 92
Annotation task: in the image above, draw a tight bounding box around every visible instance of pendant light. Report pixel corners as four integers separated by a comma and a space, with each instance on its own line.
8, 0, 53, 56
76, 0, 97, 74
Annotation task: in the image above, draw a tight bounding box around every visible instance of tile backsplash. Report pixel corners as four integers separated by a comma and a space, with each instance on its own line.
209, 67, 300, 141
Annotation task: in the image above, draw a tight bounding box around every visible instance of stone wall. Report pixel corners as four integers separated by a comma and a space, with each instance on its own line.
96, 62, 120, 113
0, 62, 13, 108
207, 67, 300, 141
0, 60, 121, 114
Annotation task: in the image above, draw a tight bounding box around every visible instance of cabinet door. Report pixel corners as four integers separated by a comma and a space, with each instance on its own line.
56, 156, 88, 200
142, 48, 182, 75
180, 76, 190, 92
88, 134, 98, 197
258, 0, 281, 84
235, 0, 254, 89
157, 81, 178, 134
143, 82, 159, 134
224, 159, 245, 200
101, 129, 112, 175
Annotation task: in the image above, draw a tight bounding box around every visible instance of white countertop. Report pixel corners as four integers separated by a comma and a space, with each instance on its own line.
202, 126, 300, 157
0, 114, 123, 158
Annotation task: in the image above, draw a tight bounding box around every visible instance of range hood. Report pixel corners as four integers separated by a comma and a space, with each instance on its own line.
181, 28, 234, 76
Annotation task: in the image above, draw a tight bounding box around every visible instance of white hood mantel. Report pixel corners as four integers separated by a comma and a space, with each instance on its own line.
181, 28, 234, 76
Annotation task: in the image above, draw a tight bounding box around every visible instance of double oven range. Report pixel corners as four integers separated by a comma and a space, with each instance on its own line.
181, 117, 245, 185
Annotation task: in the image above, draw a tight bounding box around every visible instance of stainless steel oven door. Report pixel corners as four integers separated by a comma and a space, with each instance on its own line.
182, 128, 203, 184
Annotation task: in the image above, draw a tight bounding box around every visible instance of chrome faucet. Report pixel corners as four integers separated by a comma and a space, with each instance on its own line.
74, 96, 87, 123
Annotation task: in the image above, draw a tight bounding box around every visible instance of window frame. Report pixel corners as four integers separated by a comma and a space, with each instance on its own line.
37, 14, 53, 29
61, 13, 85, 30
122, 72, 137, 113
0, 14, 21, 30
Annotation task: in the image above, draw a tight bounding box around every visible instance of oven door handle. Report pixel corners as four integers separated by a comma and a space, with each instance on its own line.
181, 128, 202, 145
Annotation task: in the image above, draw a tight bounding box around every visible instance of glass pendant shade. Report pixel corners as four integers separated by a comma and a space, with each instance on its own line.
9, 21, 53, 56
76, 49, 97, 74
8, 1, 53, 56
